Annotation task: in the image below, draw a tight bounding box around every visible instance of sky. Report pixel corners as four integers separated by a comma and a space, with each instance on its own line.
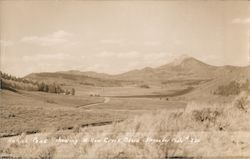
0, 0, 249, 77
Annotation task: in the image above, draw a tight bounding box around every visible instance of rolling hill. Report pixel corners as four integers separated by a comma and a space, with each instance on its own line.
24, 56, 250, 92
115, 56, 216, 81
115, 56, 249, 85
25, 72, 136, 87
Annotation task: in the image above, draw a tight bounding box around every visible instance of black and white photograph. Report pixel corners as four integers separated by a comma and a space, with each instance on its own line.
0, 0, 250, 158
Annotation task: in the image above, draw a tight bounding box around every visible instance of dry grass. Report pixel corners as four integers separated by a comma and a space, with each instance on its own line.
0, 89, 187, 137
1, 92, 250, 158
1, 90, 250, 158
0, 90, 126, 137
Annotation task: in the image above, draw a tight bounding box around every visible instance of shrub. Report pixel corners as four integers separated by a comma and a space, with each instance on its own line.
233, 91, 250, 112
192, 108, 221, 123
214, 80, 249, 96
38, 146, 56, 159
139, 84, 150, 89
46, 99, 56, 104
71, 88, 75, 95
48, 84, 56, 93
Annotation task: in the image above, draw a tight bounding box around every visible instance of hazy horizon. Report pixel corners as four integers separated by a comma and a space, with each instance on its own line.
1, 1, 249, 77
1, 54, 250, 78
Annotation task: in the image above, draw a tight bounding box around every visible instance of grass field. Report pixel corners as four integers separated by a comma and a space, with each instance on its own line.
0, 86, 188, 138
83, 97, 186, 110
1, 91, 249, 158
1, 84, 248, 158
0, 90, 122, 137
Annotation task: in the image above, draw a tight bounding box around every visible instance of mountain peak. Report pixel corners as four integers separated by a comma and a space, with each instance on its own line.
170, 54, 194, 66
157, 55, 212, 72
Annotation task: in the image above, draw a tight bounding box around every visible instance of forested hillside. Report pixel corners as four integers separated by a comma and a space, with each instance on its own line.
0, 71, 75, 95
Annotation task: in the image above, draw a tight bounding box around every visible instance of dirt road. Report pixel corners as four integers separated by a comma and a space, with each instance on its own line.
76, 97, 110, 108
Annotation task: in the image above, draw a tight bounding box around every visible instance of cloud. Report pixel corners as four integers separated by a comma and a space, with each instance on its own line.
117, 51, 139, 58
143, 52, 166, 61
84, 64, 102, 71
144, 41, 161, 46
232, 17, 250, 24
141, 52, 184, 67
100, 39, 123, 45
21, 30, 75, 46
52, 30, 72, 38
96, 51, 140, 59
22, 53, 72, 62
0, 40, 14, 47
97, 51, 115, 57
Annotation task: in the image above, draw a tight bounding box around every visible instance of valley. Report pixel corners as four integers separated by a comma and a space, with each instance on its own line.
1, 56, 250, 158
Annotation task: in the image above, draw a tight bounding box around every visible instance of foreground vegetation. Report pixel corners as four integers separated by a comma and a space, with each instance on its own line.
1, 91, 249, 158
0, 90, 123, 137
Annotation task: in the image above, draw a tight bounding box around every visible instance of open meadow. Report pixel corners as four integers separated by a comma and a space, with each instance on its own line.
0, 85, 188, 138
1, 90, 250, 158
1, 1, 250, 157
1, 56, 250, 158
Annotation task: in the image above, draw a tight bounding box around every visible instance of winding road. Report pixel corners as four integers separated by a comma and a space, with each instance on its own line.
76, 97, 110, 108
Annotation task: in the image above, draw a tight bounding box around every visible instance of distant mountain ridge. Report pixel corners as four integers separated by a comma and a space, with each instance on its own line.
24, 56, 250, 87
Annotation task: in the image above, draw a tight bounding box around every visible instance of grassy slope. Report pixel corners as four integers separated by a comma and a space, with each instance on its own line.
0, 90, 125, 137
1, 92, 249, 158
0, 88, 186, 137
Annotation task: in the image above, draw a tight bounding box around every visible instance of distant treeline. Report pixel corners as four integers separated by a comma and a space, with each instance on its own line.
0, 71, 75, 95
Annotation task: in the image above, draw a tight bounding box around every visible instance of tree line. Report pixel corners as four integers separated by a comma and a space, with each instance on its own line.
0, 71, 75, 95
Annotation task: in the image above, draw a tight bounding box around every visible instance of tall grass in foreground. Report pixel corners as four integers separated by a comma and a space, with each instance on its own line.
1, 91, 250, 158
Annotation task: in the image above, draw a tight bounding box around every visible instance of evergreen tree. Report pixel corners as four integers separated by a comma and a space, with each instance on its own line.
48, 84, 56, 93
44, 84, 49, 92
71, 88, 75, 95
